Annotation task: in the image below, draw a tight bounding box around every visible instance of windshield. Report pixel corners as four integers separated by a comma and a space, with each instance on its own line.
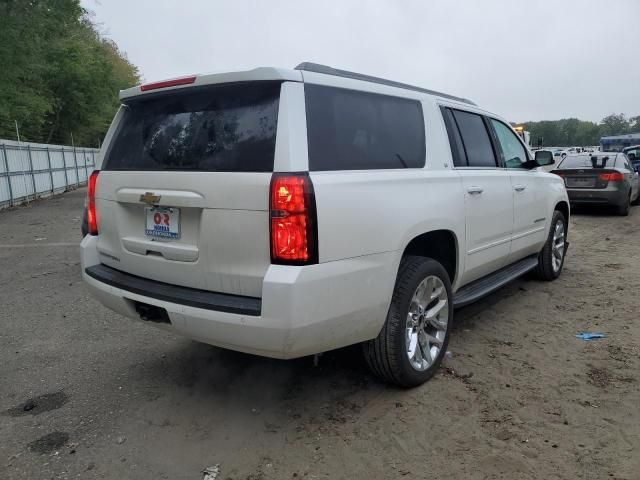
104, 82, 281, 172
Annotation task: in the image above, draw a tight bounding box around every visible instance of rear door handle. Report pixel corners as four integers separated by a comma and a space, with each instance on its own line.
514, 184, 526, 192
467, 186, 483, 195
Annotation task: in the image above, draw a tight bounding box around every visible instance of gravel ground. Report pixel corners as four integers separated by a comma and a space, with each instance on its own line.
1, 189, 639, 480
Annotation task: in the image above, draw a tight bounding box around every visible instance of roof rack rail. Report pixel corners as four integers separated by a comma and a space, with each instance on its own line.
295, 62, 476, 106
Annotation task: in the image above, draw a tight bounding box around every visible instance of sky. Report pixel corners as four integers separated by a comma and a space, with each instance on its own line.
81, 0, 640, 123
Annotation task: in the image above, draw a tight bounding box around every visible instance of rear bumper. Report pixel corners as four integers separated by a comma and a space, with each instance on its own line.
85, 264, 262, 315
80, 235, 397, 359
566, 187, 627, 206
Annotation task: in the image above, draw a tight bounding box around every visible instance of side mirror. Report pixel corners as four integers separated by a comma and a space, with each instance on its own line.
535, 150, 554, 167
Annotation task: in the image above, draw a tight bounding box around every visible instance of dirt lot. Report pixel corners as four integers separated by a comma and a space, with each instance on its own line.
1, 189, 639, 480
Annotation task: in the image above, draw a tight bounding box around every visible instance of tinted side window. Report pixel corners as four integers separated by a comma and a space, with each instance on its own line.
441, 107, 468, 167
305, 85, 425, 171
451, 110, 497, 167
491, 119, 529, 169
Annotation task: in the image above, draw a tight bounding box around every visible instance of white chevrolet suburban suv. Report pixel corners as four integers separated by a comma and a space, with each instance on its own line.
81, 63, 569, 387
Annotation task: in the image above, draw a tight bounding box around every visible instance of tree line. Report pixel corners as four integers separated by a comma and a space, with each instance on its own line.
0, 0, 140, 147
520, 113, 640, 148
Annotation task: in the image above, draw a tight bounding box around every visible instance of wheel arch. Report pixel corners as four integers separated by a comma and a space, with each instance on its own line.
400, 229, 459, 285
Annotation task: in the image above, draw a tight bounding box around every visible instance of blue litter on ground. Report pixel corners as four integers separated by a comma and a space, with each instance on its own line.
575, 332, 606, 340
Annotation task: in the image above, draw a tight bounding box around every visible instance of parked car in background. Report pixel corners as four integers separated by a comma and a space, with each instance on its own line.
553, 149, 568, 163
623, 145, 640, 171
552, 152, 640, 215
80, 63, 569, 387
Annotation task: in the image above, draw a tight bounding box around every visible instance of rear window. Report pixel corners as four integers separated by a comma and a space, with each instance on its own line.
104, 82, 281, 172
305, 85, 425, 171
558, 155, 616, 169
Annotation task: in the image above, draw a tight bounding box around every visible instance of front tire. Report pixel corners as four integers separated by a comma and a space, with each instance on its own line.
363, 256, 453, 387
535, 210, 567, 281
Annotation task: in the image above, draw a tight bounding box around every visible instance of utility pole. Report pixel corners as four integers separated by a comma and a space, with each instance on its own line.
14, 120, 30, 205
71, 132, 79, 187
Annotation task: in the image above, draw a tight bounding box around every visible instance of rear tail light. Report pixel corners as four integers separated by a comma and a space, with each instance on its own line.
87, 170, 99, 235
269, 173, 318, 265
598, 172, 625, 182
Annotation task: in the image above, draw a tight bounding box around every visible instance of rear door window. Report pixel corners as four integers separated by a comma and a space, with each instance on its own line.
305, 85, 425, 171
104, 82, 281, 172
450, 110, 497, 167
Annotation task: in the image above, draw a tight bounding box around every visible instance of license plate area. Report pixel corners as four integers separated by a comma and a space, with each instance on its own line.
566, 177, 595, 188
145, 206, 181, 239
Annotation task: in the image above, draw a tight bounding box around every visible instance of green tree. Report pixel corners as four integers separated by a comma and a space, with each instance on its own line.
575, 121, 601, 146
523, 118, 602, 147
599, 113, 630, 137
0, 0, 58, 140
521, 114, 638, 148
0, 0, 139, 146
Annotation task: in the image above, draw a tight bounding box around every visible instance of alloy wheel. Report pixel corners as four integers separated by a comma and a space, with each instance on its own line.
551, 220, 565, 273
405, 275, 448, 371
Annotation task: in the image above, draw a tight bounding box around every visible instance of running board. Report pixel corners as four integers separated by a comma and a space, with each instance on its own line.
453, 255, 538, 308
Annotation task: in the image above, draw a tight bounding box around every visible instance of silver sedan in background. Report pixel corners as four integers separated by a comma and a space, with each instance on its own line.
552, 152, 640, 215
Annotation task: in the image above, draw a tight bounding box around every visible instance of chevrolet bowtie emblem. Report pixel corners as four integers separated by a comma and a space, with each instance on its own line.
140, 192, 161, 204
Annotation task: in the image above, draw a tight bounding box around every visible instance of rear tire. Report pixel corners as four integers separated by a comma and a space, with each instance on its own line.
617, 193, 631, 216
363, 256, 453, 387
535, 210, 567, 281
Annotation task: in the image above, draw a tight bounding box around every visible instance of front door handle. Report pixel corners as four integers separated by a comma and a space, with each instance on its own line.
514, 184, 526, 192
467, 186, 483, 195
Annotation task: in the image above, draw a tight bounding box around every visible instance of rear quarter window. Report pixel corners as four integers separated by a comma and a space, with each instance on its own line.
104, 82, 281, 172
305, 85, 426, 171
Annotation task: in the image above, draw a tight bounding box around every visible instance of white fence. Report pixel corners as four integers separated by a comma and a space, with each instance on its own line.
0, 139, 98, 209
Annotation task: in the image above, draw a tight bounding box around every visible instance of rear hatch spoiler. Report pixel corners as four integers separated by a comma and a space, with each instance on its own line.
119, 67, 302, 102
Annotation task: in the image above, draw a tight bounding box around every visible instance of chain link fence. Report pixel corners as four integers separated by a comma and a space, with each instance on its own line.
0, 139, 98, 209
